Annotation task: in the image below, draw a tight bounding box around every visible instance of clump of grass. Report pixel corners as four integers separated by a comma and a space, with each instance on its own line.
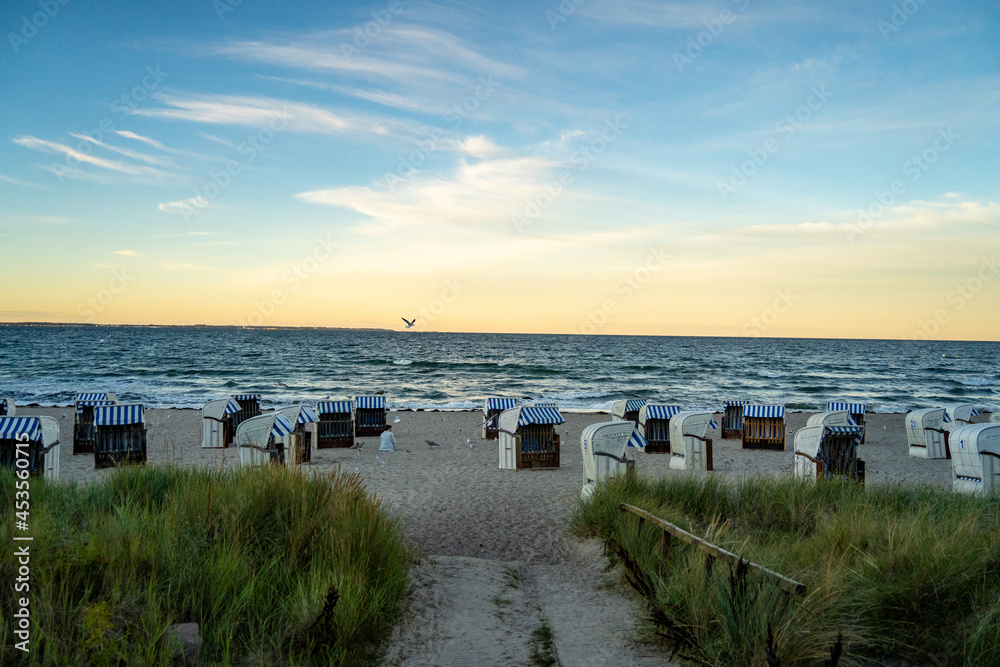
0, 465, 409, 665
529, 618, 557, 667
572, 474, 1000, 666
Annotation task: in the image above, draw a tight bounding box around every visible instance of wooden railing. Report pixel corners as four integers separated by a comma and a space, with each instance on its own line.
619, 503, 806, 597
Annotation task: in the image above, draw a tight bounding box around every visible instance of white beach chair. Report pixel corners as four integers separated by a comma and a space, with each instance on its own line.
277, 405, 319, 464
581, 421, 643, 499
827, 402, 866, 443
611, 399, 647, 426
201, 397, 241, 448
0, 398, 14, 417
944, 403, 979, 433
235, 412, 296, 467
93, 404, 146, 469
991, 412, 1000, 424
906, 408, 951, 459
806, 411, 858, 428
0, 416, 61, 479
668, 411, 718, 471
638, 404, 682, 454
951, 424, 1000, 495
498, 405, 564, 470
794, 425, 864, 483
483, 398, 520, 439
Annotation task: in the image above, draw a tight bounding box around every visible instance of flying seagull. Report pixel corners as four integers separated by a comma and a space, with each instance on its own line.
274, 381, 289, 388
401, 317, 416, 329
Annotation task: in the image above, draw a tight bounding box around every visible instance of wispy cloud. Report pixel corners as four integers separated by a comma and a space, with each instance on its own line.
159, 196, 210, 214
114, 250, 142, 256
13, 135, 174, 181
0, 174, 40, 187
69, 133, 176, 167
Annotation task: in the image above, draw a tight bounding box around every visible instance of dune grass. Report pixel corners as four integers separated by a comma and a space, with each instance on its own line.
572, 474, 1000, 666
0, 465, 409, 666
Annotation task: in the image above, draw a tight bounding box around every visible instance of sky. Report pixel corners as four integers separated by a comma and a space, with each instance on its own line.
0, 0, 998, 339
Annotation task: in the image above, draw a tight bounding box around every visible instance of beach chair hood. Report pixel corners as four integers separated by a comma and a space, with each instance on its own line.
498, 406, 564, 434
638, 404, 681, 426
203, 397, 241, 420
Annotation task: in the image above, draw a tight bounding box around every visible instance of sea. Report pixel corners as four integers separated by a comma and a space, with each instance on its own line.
1, 325, 998, 413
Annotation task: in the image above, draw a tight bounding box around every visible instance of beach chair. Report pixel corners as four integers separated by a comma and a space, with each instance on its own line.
668, 411, 718, 471
807, 411, 858, 428
498, 405, 564, 470
611, 399, 647, 427
944, 403, 979, 433
354, 396, 387, 437
0, 416, 61, 479
742, 405, 786, 450
73, 392, 118, 454
0, 398, 14, 417
93, 404, 146, 469
201, 397, 241, 448
721, 400, 749, 439
316, 400, 353, 448
991, 412, 1000, 424
906, 408, 951, 459
483, 398, 520, 439
794, 425, 864, 483
230, 393, 262, 431
580, 421, 644, 498
827, 402, 866, 443
638, 404, 682, 454
277, 405, 319, 464
235, 412, 296, 467
951, 424, 1000, 495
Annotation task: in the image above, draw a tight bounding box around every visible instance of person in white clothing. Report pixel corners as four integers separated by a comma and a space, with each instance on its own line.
379, 425, 396, 452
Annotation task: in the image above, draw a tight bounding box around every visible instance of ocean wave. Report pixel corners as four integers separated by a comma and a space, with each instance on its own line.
393, 359, 413, 365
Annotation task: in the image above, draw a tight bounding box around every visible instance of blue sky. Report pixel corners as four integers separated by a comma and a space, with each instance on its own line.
1, 0, 998, 338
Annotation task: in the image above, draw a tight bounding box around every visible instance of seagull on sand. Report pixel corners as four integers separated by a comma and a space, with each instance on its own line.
401, 317, 416, 329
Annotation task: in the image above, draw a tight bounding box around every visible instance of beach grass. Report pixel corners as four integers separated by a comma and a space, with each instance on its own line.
0, 465, 409, 666
572, 474, 1000, 666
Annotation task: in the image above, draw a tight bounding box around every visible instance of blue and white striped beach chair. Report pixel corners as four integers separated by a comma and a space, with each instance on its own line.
93, 404, 146, 469
742, 405, 786, 450
317, 400, 353, 448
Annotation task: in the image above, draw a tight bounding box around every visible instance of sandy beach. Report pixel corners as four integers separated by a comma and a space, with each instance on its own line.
16, 406, 987, 665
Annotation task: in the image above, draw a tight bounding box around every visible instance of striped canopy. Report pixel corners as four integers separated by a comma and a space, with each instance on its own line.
625, 399, 647, 412
645, 405, 682, 421
516, 406, 564, 426
282, 405, 319, 424
531, 402, 558, 407
0, 417, 41, 442
220, 398, 241, 414
76, 392, 113, 403
709, 418, 719, 430
724, 400, 750, 407
317, 400, 351, 414
745, 405, 785, 419
828, 402, 866, 414
627, 426, 648, 449
232, 394, 261, 402
355, 396, 386, 410
486, 397, 520, 411
94, 404, 145, 426
825, 425, 864, 446
269, 412, 295, 437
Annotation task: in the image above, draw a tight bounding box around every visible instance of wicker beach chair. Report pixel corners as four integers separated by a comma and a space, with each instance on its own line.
498, 405, 564, 470
0, 416, 60, 479
580, 421, 642, 498
483, 398, 520, 439
906, 408, 951, 459
794, 425, 864, 483
638, 404, 682, 454
93, 404, 146, 469
316, 400, 353, 448
201, 397, 241, 448
721, 400, 749, 439
354, 396, 387, 437
668, 411, 718, 471
230, 393, 262, 431
611, 399, 647, 427
277, 405, 319, 464
0, 398, 14, 417
235, 412, 296, 467
827, 402, 866, 443
741, 405, 786, 450
951, 424, 1000, 495
73, 392, 118, 454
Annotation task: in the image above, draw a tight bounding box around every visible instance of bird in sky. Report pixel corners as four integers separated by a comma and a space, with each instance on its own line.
401, 317, 416, 329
